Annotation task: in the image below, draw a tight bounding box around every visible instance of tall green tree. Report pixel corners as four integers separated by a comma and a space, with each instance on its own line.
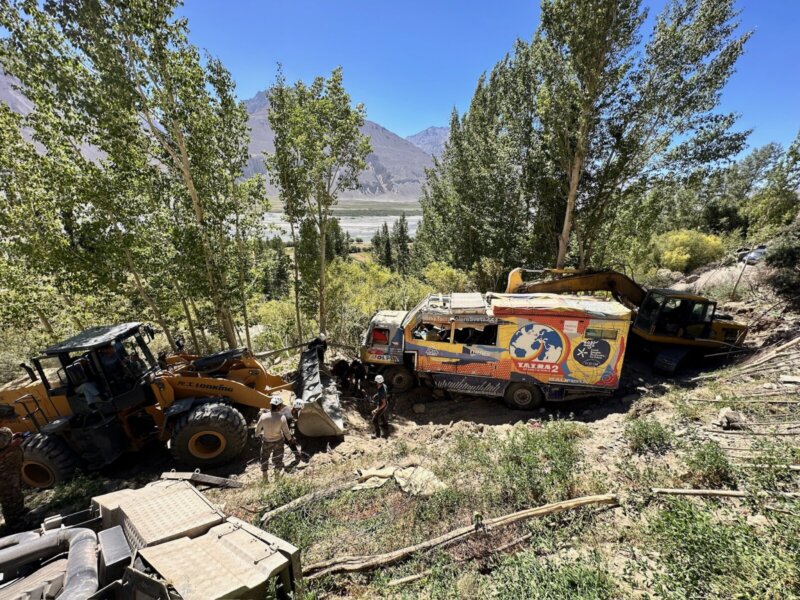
391, 213, 412, 275
266, 67, 371, 332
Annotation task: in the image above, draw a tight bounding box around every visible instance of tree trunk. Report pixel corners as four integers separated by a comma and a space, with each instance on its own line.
35, 308, 58, 342
556, 152, 585, 268
234, 220, 253, 350
188, 296, 211, 353
125, 250, 176, 351
290, 221, 304, 342
318, 211, 327, 333
180, 296, 201, 354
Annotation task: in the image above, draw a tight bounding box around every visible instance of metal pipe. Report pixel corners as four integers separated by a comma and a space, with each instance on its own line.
0, 528, 98, 598
0, 530, 40, 551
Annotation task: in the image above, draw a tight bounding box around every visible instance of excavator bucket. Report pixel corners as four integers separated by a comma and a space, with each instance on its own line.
294, 348, 345, 438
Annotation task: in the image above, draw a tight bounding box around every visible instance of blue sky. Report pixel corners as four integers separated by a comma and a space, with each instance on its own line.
179, 1, 800, 148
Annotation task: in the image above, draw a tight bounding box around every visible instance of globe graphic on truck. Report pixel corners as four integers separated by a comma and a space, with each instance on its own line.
509, 324, 564, 363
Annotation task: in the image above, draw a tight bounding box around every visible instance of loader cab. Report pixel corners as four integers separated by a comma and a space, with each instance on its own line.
634, 291, 716, 341
33, 323, 156, 414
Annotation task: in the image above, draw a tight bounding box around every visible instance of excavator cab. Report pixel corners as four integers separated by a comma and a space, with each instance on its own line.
635, 291, 717, 341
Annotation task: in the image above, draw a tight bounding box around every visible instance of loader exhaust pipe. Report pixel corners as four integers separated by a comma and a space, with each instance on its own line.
0, 528, 99, 598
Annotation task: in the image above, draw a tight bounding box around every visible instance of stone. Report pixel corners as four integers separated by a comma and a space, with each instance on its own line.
716, 407, 745, 430
582, 409, 593, 416
411, 403, 426, 414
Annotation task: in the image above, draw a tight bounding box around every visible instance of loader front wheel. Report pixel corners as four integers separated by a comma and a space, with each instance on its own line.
171, 402, 247, 467
22, 434, 79, 489
504, 383, 543, 410
384, 366, 415, 393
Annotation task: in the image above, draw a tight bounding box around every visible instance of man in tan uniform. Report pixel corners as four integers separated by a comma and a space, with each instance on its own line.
255, 396, 298, 479
0, 426, 26, 532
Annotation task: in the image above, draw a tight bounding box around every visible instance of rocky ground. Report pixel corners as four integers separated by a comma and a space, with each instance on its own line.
14, 262, 800, 599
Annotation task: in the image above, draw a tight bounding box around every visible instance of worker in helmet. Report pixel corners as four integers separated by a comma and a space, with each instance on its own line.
274, 394, 304, 463
308, 332, 328, 365
370, 374, 390, 439
0, 425, 26, 532
255, 396, 298, 479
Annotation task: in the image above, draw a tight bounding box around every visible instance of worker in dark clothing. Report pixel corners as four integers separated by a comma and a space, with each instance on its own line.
308, 333, 328, 364
370, 374, 390, 439
0, 426, 26, 532
350, 359, 367, 393
99, 343, 126, 393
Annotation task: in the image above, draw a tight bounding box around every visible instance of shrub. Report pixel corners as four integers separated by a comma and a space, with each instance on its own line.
422, 261, 473, 293
491, 551, 618, 599
413, 488, 465, 524
494, 422, 584, 507
684, 441, 737, 488
647, 498, 797, 599
766, 223, 800, 307
624, 418, 672, 455
653, 229, 725, 273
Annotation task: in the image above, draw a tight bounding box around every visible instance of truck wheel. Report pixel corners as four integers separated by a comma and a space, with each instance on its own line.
504, 383, 543, 410
384, 366, 415, 392
171, 402, 247, 467
22, 434, 79, 489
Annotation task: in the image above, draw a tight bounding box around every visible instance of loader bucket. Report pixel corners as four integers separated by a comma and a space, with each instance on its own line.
295, 348, 345, 438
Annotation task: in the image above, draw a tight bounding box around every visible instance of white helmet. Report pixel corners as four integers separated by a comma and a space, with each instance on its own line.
318, 332, 327, 341
375, 375, 384, 384
293, 399, 305, 410
270, 394, 283, 407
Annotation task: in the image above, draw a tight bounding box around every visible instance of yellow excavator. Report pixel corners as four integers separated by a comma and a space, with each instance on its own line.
506, 269, 748, 372
0, 323, 343, 488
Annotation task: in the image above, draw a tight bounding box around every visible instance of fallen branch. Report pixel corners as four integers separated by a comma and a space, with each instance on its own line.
704, 428, 800, 436
303, 493, 618, 579
386, 532, 534, 588
652, 488, 800, 499
260, 480, 354, 524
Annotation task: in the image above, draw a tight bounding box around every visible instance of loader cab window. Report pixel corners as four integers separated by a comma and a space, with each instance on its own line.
453, 323, 498, 346
370, 327, 390, 346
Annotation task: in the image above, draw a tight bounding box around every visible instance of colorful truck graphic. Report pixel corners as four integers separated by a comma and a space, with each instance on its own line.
360, 293, 631, 409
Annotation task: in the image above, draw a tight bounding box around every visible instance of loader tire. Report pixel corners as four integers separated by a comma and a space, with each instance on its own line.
22, 434, 79, 489
504, 383, 543, 410
170, 402, 247, 467
384, 366, 415, 393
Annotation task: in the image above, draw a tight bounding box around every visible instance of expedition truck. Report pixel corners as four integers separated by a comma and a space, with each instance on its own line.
360, 292, 631, 409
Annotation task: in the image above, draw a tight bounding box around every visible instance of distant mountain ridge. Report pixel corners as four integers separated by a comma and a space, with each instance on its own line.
244, 91, 433, 200
406, 126, 450, 158
0, 73, 438, 201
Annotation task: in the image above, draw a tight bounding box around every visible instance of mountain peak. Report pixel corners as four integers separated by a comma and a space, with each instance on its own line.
406, 126, 450, 158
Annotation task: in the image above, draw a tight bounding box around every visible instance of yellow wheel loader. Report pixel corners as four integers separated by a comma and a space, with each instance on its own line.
0, 323, 343, 488
506, 268, 749, 372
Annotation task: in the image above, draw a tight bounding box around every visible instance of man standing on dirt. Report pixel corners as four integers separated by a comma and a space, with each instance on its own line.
0, 426, 26, 532
275, 394, 304, 463
371, 374, 390, 439
255, 396, 298, 478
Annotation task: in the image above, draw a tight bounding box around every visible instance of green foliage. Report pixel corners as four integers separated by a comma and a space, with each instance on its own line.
684, 441, 737, 488
766, 222, 800, 306
422, 261, 473, 293
494, 422, 585, 508
266, 66, 372, 332
259, 237, 292, 300
653, 230, 725, 273
413, 488, 465, 524
647, 498, 798, 599
491, 551, 618, 600
325, 258, 433, 348
418, 0, 750, 272
624, 418, 673, 455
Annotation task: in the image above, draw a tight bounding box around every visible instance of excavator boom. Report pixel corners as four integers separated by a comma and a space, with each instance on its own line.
506, 268, 647, 307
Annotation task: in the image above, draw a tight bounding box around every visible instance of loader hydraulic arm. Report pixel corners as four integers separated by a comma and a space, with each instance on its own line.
505, 268, 647, 309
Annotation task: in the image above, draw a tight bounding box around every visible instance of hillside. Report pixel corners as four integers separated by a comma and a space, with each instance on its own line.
0, 75, 434, 202
406, 125, 450, 158
243, 91, 433, 200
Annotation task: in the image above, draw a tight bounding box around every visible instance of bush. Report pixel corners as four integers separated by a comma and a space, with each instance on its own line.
494, 422, 585, 507
766, 223, 800, 307
653, 229, 725, 273
647, 498, 797, 598
624, 418, 672, 455
422, 261, 473, 293
491, 551, 618, 599
684, 441, 737, 488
